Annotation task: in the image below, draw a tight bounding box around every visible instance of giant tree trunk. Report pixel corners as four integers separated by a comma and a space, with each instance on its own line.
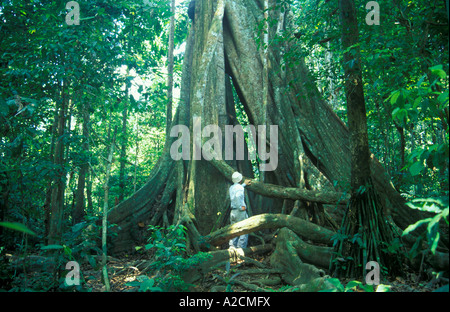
108, 0, 425, 260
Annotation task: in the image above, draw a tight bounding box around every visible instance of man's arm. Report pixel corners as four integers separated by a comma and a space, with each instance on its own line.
240, 180, 251, 211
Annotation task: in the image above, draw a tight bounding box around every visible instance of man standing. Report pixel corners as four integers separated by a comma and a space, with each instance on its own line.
229, 172, 251, 249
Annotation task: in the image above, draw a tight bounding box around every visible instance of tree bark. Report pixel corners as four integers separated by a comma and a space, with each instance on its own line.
210, 159, 349, 205
205, 213, 335, 247
339, 0, 371, 191
330, 0, 404, 279
166, 0, 175, 134
73, 100, 90, 224
118, 95, 128, 203
183, 0, 231, 235
394, 121, 406, 186
101, 127, 116, 292
270, 227, 330, 288
43, 109, 58, 239
48, 84, 68, 244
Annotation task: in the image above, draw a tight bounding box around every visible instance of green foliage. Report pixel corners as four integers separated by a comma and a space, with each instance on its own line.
0, 0, 185, 249
37, 243, 89, 292
0, 0, 190, 291
35, 217, 110, 291
0, 222, 36, 236
123, 275, 162, 292
387, 64, 449, 180
130, 224, 211, 291
402, 198, 449, 256
284, 0, 449, 197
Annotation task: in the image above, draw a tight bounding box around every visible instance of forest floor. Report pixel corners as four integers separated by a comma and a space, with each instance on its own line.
78, 251, 445, 293
2, 243, 447, 292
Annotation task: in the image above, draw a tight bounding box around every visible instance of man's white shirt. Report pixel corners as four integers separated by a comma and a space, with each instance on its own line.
229, 182, 247, 209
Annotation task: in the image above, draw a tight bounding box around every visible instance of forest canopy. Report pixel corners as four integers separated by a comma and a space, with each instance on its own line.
0, 0, 448, 294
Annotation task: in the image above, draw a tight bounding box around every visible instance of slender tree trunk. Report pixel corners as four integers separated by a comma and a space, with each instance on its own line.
166, 0, 175, 135
133, 138, 139, 194
44, 110, 58, 239
394, 122, 406, 187
118, 96, 128, 203
331, 0, 403, 278
86, 168, 94, 214
262, 0, 269, 125
102, 127, 116, 292
73, 100, 90, 224
340, 0, 370, 191
48, 82, 68, 244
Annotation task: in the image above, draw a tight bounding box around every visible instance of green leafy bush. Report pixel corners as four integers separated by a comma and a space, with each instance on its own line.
402, 198, 449, 256
36, 217, 111, 291
129, 224, 211, 291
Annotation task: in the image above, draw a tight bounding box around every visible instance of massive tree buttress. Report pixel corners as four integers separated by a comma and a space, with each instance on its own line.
108, 0, 423, 256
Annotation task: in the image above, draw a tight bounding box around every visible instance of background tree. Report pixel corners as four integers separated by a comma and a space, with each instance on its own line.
329, 0, 403, 278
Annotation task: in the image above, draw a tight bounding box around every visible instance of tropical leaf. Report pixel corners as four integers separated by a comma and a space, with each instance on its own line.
402, 218, 432, 236
408, 161, 423, 176
429, 65, 447, 79
0, 222, 36, 236
41, 244, 64, 250
376, 284, 392, 292
320, 278, 344, 292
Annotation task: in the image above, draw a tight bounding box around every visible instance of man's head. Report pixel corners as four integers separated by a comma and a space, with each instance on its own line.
232, 172, 243, 184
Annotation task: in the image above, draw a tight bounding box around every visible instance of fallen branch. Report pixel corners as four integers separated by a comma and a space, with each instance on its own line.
210, 159, 350, 205
204, 213, 335, 247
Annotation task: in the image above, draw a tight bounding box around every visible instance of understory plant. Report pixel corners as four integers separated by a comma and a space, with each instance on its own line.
402, 197, 449, 258
129, 224, 211, 291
